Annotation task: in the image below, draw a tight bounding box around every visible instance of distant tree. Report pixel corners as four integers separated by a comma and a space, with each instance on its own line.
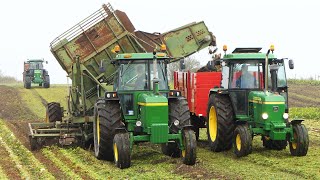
167, 57, 201, 82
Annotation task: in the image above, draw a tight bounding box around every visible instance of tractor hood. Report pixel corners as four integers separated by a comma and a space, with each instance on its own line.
248, 91, 285, 104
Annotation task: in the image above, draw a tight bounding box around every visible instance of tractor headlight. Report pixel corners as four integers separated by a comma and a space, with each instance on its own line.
136, 121, 142, 127
174, 120, 179, 126
262, 113, 269, 120
106, 93, 111, 98
283, 113, 289, 119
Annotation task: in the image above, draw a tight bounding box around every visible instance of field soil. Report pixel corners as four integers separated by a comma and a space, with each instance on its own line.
0, 83, 319, 179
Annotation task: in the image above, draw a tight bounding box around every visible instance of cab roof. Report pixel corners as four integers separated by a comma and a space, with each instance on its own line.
223, 48, 276, 60
27, 59, 44, 62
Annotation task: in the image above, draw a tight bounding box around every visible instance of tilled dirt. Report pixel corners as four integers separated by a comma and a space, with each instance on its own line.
288, 84, 320, 107
0, 85, 65, 179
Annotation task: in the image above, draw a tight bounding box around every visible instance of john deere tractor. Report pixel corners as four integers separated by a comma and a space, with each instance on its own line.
23, 59, 50, 89
92, 46, 196, 168
207, 45, 309, 157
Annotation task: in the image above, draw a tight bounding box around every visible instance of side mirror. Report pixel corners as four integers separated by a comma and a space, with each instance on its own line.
288, 59, 294, 69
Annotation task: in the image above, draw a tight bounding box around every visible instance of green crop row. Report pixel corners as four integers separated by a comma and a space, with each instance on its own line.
290, 107, 320, 120
0, 119, 54, 179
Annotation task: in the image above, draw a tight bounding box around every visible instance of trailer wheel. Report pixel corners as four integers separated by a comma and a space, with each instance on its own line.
113, 133, 131, 169
162, 97, 192, 157
181, 129, 196, 165
207, 94, 234, 152
290, 124, 309, 156
233, 124, 252, 157
46, 102, 62, 123
43, 76, 50, 88
94, 100, 123, 161
262, 136, 287, 150
25, 76, 31, 89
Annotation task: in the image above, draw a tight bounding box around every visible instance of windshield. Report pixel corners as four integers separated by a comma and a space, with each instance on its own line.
118, 60, 168, 90
230, 62, 262, 89
29, 62, 43, 69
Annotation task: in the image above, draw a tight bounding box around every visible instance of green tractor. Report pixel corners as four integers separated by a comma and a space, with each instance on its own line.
93, 46, 196, 168
207, 45, 309, 157
23, 59, 50, 89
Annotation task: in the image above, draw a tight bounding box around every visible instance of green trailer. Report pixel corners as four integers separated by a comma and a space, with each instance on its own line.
206, 45, 309, 157
28, 3, 215, 168
23, 59, 50, 89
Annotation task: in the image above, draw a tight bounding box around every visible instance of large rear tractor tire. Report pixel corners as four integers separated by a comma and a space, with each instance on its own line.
46, 102, 62, 123
262, 136, 287, 150
181, 129, 196, 165
113, 133, 131, 169
25, 77, 32, 89
43, 76, 50, 88
289, 124, 309, 156
233, 124, 252, 157
94, 99, 123, 161
207, 94, 234, 152
162, 97, 194, 158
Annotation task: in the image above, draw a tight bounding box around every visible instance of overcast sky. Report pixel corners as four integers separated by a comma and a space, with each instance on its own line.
0, 0, 319, 83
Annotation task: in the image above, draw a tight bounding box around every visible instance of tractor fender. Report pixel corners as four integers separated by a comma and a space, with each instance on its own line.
208, 88, 228, 97
290, 119, 304, 125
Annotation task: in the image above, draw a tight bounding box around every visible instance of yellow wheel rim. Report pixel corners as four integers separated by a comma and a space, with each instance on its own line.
236, 134, 241, 151
292, 131, 297, 150
113, 143, 118, 162
97, 116, 100, 145
182, 149, 186, 157
209, 106, 217, 141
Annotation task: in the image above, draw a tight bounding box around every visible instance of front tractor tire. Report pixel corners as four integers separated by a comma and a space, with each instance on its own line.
94, 99, 123, 161
113, 133, 131, 169
162, 97, 197, 162
181, 129, 196, 165
289, 124, 309, 156
207, 94, 234, 152
46, 102, 62, 123
233, 124, 252, 157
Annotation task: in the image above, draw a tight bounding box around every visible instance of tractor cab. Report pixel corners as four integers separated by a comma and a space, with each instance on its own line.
27, 60, 45, 70
220, 47, 292, 116
113, 51, 170, 122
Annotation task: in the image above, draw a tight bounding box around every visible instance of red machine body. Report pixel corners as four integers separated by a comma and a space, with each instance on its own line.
174, 71, 222, 117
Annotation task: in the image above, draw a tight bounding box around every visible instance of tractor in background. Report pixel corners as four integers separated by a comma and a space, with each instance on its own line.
23, 59, 50, 89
